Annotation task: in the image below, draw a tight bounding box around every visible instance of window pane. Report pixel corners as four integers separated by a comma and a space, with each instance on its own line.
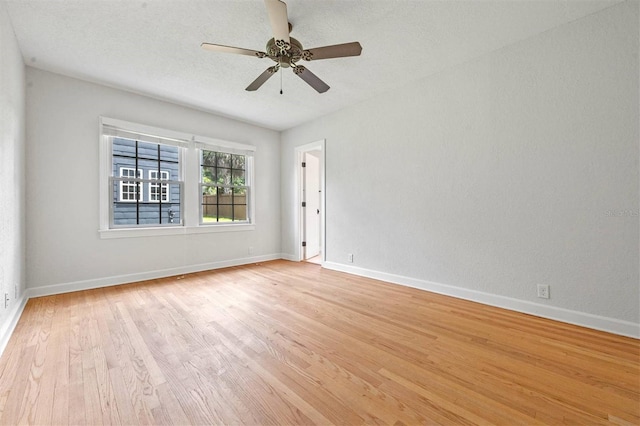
113, 202, 138, 225
202, 204, 218, 223
217, 187, 232, 205
233, 187, 247, 222
232, 169, 245, 186
139, 158, 156, 172
233, 206, 247, 222
112, 138, 136, 158
201, 184, 217, 221
165, 204, 180, 224
216, 168, 231, 186
202, 185, 217, 196
137, 141, 159, 160
160, 145, 179, 162
217, 152, 231, 168
202, 165, 215, 184
232, 154, 245, 170
202, 150, 216, 166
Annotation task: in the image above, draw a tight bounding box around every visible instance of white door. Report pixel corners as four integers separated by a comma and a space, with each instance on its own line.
304, 152, 320, 259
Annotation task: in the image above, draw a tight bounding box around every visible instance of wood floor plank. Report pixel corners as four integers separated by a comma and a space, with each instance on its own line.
50, 294, 71, 426
15, 296, 56, 425
0, 260, 637, 425
0, 344, 36, 425
67, 294, 86, 426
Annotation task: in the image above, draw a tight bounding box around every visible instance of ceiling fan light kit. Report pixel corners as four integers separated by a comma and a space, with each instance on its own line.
201, 0, 362, 94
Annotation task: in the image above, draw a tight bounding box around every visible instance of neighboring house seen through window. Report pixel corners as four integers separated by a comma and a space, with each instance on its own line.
110, 134, 182, 227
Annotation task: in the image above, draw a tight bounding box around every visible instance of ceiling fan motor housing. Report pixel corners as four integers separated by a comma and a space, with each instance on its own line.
266, 37, 304, 67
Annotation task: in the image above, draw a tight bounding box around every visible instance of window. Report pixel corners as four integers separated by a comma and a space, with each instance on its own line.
100, 117, 255, 237
106, 124, 184, 228
119, 168, 142, 202
200, 150, 249, 223
149, 170, 169, 202
112, 138, 181, 226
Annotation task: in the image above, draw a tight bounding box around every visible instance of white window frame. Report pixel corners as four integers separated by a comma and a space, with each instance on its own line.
99, 117, 256, 238
119, 167, 143, 202
148, 170, 170, 203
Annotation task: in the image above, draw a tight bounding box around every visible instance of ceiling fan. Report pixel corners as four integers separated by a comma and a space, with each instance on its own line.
201, 0, 362, 94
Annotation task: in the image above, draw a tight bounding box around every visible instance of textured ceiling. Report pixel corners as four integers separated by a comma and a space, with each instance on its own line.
4, 0, 621, 130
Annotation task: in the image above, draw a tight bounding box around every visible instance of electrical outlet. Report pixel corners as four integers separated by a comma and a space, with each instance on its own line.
4, 293, 9, 309
248, 246, 254, 255
537, 284, 550, 299
347, 253, 354, 263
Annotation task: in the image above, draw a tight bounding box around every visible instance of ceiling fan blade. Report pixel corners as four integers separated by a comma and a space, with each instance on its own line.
201, 43, 266, 58
264, 0, 290, 44
303, 42, 362, 61
293, 66, 329, 93
246, 66, 279, 91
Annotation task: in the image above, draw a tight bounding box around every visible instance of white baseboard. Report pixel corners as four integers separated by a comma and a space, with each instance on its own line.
28, 253, 283, 298
280, 253, 299, 262
323, 261, 640, 339
0, 292, 29, 357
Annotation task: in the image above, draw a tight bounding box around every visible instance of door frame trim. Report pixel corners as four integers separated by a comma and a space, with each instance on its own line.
295, 140, 326, 263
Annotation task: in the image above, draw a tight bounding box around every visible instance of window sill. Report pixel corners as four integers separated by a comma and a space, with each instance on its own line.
99, 224, 255, 239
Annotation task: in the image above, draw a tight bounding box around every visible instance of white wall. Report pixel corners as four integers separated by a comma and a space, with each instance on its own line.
281, 1, 639, 334
0, 2, 26, 349
26, 68, 281, 292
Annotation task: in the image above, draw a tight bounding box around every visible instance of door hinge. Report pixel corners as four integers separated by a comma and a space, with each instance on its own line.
302, 162, 306, 167
302, 241, 307, 247
301, 201, 306, 207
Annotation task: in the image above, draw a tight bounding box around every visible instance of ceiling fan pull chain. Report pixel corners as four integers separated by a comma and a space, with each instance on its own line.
280, 59, 283, 94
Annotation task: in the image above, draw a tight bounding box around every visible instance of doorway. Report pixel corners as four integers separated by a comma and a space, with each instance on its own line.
304, 150, 321, 261
295, 141, 325, 263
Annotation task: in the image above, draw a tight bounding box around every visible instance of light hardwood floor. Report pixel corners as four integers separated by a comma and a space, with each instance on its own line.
0, 260, 638, 425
